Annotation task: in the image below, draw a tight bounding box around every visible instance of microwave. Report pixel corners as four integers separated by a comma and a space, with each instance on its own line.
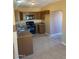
26, 15, 34, 20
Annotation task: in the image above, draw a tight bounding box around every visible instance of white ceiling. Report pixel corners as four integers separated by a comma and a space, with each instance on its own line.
14, 0, 61, 8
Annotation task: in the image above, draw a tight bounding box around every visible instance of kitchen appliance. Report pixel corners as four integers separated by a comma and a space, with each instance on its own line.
26, 15, 34, 20
26, 21, 36, 34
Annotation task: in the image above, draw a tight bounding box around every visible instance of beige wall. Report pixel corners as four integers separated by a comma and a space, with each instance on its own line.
13, 11, 19, 59
41, 0, 66, 44
13, 12, 15, 25
13, 32, 19, 59
44, 14, 50, 33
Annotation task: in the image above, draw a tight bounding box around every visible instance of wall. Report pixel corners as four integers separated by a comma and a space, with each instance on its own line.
41, 0, 66, 44
13, 13, 15, 25
45, 14, 50, 33
15, 10, 21, 23
13, 11, 19, 59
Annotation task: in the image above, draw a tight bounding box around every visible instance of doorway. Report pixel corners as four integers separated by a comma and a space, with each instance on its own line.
50, 11, 63, 39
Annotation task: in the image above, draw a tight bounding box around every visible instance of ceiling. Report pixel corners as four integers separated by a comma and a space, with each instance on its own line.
14, 0, 61, 8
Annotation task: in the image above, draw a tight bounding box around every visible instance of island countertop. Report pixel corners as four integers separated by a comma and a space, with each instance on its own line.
17, 31, 33, 38
17, 31, 33, 56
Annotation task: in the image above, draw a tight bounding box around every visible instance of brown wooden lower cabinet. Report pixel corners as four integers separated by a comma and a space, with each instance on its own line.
17, 32, 33, 56
38, 23, 45, 34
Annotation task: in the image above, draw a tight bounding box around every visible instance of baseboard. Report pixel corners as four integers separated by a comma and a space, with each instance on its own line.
61, 42, 66, 46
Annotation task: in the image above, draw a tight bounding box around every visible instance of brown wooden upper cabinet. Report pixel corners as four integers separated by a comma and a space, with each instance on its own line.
34, 10, 50, 20
41, 10, 50, 15
19, 12, 23, 21
34, 12, 41, 19
19, 10, 50, 21
40, 10, 50, 19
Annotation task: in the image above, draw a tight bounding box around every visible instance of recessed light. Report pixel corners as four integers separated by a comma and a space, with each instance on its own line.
31, 2, 35, 5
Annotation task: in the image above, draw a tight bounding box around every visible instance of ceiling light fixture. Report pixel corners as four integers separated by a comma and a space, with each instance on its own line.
31, 2, 35, 5
17, 0, 22, 4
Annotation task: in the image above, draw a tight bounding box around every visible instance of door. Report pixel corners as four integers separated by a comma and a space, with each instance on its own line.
50, 11, 63, 34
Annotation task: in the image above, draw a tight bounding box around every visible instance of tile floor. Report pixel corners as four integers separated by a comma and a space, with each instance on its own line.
22, 34, 66, 59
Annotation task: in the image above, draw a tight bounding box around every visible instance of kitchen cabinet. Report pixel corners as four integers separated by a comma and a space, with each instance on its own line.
34, 12, 41, 19
19, 10, 50, 21
38, 23, 45, 34
17, 32, 33, 56
19, 12, 23, 21
34, 10, 50, 20
27, 12, 41, 19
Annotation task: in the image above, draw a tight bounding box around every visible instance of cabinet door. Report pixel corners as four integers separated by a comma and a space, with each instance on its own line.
19, 12, 23, 21
22, 37, 33, 55
38, 24, 45, 34
33, 12, 39, 19
18, 37, 33, 56
37, 12, 41, 19
40, 12, 45, 20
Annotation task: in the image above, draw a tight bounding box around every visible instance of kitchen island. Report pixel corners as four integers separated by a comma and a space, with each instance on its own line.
17, 31, 33, 56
